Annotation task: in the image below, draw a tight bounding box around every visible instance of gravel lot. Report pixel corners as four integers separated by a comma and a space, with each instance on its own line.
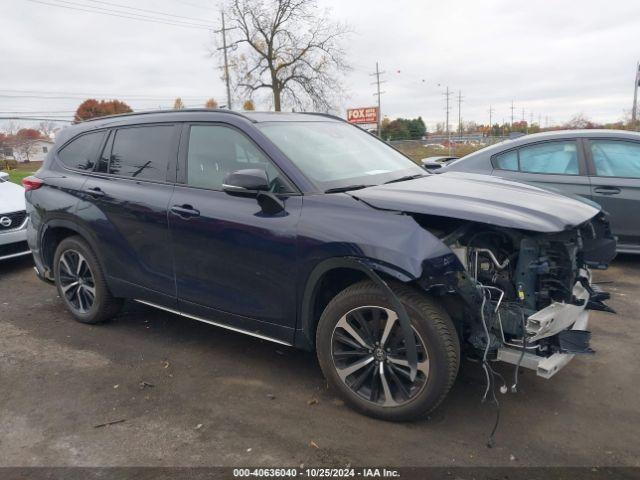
1, 254, 639, 467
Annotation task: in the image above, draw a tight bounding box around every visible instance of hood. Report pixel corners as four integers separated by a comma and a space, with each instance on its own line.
0, 180, 26, 213
351, 171, 600, 233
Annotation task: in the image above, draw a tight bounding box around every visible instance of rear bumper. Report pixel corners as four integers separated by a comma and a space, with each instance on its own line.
497, 310, 589, 379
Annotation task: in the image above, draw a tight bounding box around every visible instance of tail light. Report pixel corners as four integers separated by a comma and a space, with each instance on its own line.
22, 176, 43, 191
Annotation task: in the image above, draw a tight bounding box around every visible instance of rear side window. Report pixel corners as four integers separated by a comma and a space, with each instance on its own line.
58, 131, 106, 170
107, 125, 174, 181
590, 140, 640, 178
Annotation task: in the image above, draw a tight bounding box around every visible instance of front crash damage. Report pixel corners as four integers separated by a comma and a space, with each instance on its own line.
409, 210, 617, 379
349, 173, 617, 380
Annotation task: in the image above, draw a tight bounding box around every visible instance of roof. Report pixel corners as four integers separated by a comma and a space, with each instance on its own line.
507, 129, 640, 141
56, 109, 343, 145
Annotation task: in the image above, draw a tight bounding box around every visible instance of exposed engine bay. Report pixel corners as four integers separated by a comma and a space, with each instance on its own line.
413, 211, 616, 376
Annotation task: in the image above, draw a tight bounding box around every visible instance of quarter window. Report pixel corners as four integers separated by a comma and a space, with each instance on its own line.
493, 150, 518, 171
186, 125, 292, 193
58, 132, 106, 170
108, 125, 174, 181
590, 140, 640, 178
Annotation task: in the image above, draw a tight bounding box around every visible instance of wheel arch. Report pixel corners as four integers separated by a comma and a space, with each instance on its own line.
296, 256, 415, 351
40, 219, 103, 277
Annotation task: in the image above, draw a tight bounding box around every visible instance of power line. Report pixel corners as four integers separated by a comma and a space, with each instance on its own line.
174, 0, 216, 11
0, 93, 211, 101
488, 105, 495, 128
81, 0, 213, 23
0, 116, 73, 122
0, 88, 211, 99
24, 0, 214, 30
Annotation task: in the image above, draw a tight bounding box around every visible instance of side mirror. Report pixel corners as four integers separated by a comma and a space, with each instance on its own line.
0, 171, 9, 182
420, 159, 442, 170
222, 169, 270, 195
222, 168, 285, 215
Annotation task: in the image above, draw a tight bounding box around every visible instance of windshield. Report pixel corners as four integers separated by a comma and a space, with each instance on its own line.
257, 121, 424, 191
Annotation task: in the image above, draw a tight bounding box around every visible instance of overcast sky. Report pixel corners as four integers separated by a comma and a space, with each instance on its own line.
1, 0, 639, 131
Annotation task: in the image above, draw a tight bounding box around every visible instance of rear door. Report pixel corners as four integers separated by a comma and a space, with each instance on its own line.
79, 124, 180, 304
491, 139, 592, 199
168, 123, 302, 343
585, 138, 640, 249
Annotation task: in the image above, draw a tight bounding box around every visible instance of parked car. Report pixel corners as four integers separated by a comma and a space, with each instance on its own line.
437, 130, 640, 253
420, 155, 458, 171
0, 171, 30, 261
24, 110, 615, 421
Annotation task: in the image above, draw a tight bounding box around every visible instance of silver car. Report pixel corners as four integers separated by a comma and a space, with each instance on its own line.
438, 130, 640, 253
0, 171, 30, 261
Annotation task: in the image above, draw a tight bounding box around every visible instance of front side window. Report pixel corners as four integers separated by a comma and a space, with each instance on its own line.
256, 121, 424, 190
590, 140, 640, 178
186, 125, 293, 193
518, 141, 579, 175
107, 125, 174, 181
58, 131, 106, 170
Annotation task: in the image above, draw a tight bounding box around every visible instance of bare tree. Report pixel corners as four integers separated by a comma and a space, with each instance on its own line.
204, 98, 219, 108
173, 98, 185, 109
38, 120, 57, 138
222, 0, 350, 112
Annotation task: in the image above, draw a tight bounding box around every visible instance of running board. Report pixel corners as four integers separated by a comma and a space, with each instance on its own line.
134, 299, 293, 347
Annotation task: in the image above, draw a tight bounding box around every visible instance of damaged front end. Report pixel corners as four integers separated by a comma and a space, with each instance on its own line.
415, 211, 616, 378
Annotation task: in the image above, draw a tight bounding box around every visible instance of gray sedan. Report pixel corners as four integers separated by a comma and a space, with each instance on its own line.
438, 130, 640, 253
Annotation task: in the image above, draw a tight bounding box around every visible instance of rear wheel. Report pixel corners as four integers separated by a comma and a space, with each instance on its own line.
53, 236, 123, 324
316, 280, 460, 421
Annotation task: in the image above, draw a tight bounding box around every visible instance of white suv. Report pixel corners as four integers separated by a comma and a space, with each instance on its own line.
0, 171, 30, 261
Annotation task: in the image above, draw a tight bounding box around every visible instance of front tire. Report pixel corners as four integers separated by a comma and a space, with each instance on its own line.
316, 280, 460, 421
53, 236, 123, 324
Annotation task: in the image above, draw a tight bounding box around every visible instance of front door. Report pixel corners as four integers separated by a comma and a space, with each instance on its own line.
586, 138, 640, 250
168, 123, 302, 343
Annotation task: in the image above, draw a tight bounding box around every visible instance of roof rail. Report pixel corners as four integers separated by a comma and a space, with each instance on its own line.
299, 112, 347, 122
78, 108, 253, 124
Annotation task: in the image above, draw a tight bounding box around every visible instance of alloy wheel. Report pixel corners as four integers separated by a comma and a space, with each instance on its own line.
331, 306, 429, 407
58, 249, 96, 314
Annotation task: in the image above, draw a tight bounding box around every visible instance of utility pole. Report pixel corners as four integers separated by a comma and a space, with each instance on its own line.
457, 90, 463, 139
216, 12, 234, 110
632, 61, 639, 128
443, 87, 452, 153
370, 61, 386, 137
488, 105, 495, 136
510, 100, 515, 127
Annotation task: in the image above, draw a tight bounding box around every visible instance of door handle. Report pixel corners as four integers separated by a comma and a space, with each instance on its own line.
593, 186, 621, 195
84, 186, 105, 197
170, 204, 200, 218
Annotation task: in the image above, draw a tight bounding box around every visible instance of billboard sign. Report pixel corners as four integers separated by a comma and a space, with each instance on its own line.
347, 107, 378, 125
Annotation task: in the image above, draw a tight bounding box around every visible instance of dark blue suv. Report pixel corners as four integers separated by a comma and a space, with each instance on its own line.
24, 110, 616, 421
